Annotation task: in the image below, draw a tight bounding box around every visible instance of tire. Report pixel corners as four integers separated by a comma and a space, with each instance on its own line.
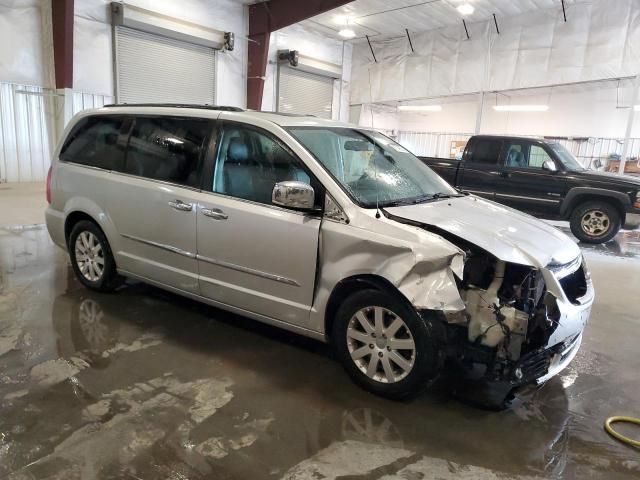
332, 289, 441, 400
69, 220, 123, 292
569, 200, 621, 244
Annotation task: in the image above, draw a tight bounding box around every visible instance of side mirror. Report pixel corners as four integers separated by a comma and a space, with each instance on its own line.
593, 158, 603, 170
272, 181, 315, 210
542, 160, 557, 172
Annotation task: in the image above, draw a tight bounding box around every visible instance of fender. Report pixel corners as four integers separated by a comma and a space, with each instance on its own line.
560, 187, 630, 217
63, 197, 120, 252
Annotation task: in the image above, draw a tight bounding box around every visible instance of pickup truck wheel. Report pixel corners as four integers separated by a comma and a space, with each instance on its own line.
332, 289, 440, 400
569, 201, 620, 244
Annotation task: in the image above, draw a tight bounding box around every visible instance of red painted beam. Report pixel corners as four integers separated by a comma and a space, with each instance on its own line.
52, 0, 74, 89
247, 0, 353, 110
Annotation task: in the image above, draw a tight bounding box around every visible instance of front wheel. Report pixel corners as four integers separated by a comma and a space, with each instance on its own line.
569, 200, 621, 244
69, 220, 123, 292
332, 289, 440, 400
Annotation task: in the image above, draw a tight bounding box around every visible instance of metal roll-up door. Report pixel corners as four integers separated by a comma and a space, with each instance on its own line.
277, 67, 333, 118
115, 27, 216, 104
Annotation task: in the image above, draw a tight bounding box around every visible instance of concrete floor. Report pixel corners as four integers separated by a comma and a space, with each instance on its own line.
0, 182, 47, 228
1, 186, 640, 479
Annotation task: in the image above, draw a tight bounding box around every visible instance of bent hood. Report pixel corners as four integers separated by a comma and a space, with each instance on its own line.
385, 196, 580, 267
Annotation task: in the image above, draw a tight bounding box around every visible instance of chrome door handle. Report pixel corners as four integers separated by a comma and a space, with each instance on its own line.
168, 200, 193, 211
201, 207, 228, 220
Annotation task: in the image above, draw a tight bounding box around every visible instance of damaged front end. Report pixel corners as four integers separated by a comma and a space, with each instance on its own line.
439, 244, 591, 389
380, 207, 593, 391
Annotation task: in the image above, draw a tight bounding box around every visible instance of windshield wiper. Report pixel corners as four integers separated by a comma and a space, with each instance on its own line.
431, 192, 465, 200
382, 193, 459, 207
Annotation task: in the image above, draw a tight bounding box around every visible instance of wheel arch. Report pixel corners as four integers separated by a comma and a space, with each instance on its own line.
324, 274, 415, 342
65, 211, 97, 245
64, 210, 117, 254
561, 187, 628, 221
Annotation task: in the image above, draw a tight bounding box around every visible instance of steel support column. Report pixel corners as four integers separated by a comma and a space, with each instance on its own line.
247, 0, 353, 110
52, 0, 74, 89
619, 75, 640, 175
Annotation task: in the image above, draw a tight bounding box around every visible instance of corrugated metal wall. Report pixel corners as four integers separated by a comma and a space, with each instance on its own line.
398, 131, 474, 158
0, 82, 113, 183
72, 91, 114, 116
0, 83, 55, 183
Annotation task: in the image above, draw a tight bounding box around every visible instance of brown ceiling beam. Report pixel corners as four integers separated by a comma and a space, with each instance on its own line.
247, 0, 353, 110
52, 0, 74, 89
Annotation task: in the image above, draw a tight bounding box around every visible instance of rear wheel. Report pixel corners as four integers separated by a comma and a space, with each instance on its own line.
569, 200, 620, 244
69, 221, 123, 292
332, 289, 440, 400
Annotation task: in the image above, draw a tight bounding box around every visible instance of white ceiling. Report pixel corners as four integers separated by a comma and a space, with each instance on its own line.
300, 0, 588, 41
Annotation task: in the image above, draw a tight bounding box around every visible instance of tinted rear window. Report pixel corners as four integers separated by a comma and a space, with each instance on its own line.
60, 115, 125, 170
124, 116, 211, 188
469, 139, 502, 165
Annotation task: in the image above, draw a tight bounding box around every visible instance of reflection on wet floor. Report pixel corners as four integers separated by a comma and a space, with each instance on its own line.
553, 223, 640, 259
1, 225, 639, 479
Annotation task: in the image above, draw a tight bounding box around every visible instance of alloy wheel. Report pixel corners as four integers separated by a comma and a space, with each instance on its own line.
346, 306, 416, 383
74, 231, 105, 282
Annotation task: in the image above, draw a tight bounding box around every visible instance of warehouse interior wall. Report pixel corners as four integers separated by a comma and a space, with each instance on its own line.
350, 0, 640, 164
350, 0, 640, 105
74, 0, 247, 106
261, 23, 352, 122
0, 0, 248, 182
395, 84, 640, 139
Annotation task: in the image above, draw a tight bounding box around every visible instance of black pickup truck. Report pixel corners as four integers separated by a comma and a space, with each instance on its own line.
421, 135, 640, 243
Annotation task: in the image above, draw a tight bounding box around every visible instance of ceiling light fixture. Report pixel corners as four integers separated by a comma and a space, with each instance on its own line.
493, 105, 549, 112
334, 15, 350, 25
338, 28, 356, 39
457, 3, 475, 15
398, 105, 443, 112
634, 105, 640, 111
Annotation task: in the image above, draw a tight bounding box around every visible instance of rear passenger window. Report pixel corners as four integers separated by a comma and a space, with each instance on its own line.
124, 117, 211, 188
60, 116, 125, 170
469, 139, 502, 165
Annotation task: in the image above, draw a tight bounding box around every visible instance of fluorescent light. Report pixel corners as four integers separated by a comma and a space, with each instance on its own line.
338, 28, 356, 39
457, 3, 475, 15
334, 15, 350, 25
493, 105, 549, 112
398, 105, 442, 112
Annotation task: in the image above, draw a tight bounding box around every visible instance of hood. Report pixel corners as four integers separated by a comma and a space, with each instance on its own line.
385, 196, 580, 268
574, 170, 640, 188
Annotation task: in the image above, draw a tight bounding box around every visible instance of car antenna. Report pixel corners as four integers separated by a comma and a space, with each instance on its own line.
367, 67, 381, 219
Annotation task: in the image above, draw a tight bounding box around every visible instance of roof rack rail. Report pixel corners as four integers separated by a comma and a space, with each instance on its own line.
102, 103, 244, 112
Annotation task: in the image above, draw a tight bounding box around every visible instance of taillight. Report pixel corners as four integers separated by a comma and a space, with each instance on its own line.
46, 166, 52, 204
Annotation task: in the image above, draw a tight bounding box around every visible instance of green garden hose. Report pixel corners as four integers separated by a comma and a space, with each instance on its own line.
604, 416, 640, 448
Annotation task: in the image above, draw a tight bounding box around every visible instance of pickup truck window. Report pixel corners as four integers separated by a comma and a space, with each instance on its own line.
469, 139, 501, 164
288, 127, 456, 208
504, 141, 553, 169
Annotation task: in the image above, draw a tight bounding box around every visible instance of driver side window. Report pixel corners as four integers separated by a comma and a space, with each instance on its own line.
504, 141, 554, 170
212, 124, 320, 207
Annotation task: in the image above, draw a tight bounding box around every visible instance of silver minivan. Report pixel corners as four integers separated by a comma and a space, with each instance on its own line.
46, 105, 593, 399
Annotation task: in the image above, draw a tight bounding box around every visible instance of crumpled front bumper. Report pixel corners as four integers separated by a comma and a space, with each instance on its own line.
512, 265, 593, 386
535, 333, 582, 385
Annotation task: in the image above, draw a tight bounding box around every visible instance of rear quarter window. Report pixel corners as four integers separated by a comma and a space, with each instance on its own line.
60, 115, 126, 170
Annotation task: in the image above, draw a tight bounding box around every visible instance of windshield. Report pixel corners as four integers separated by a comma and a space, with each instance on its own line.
548, 143, 586, 172
287, 127, 458, 208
